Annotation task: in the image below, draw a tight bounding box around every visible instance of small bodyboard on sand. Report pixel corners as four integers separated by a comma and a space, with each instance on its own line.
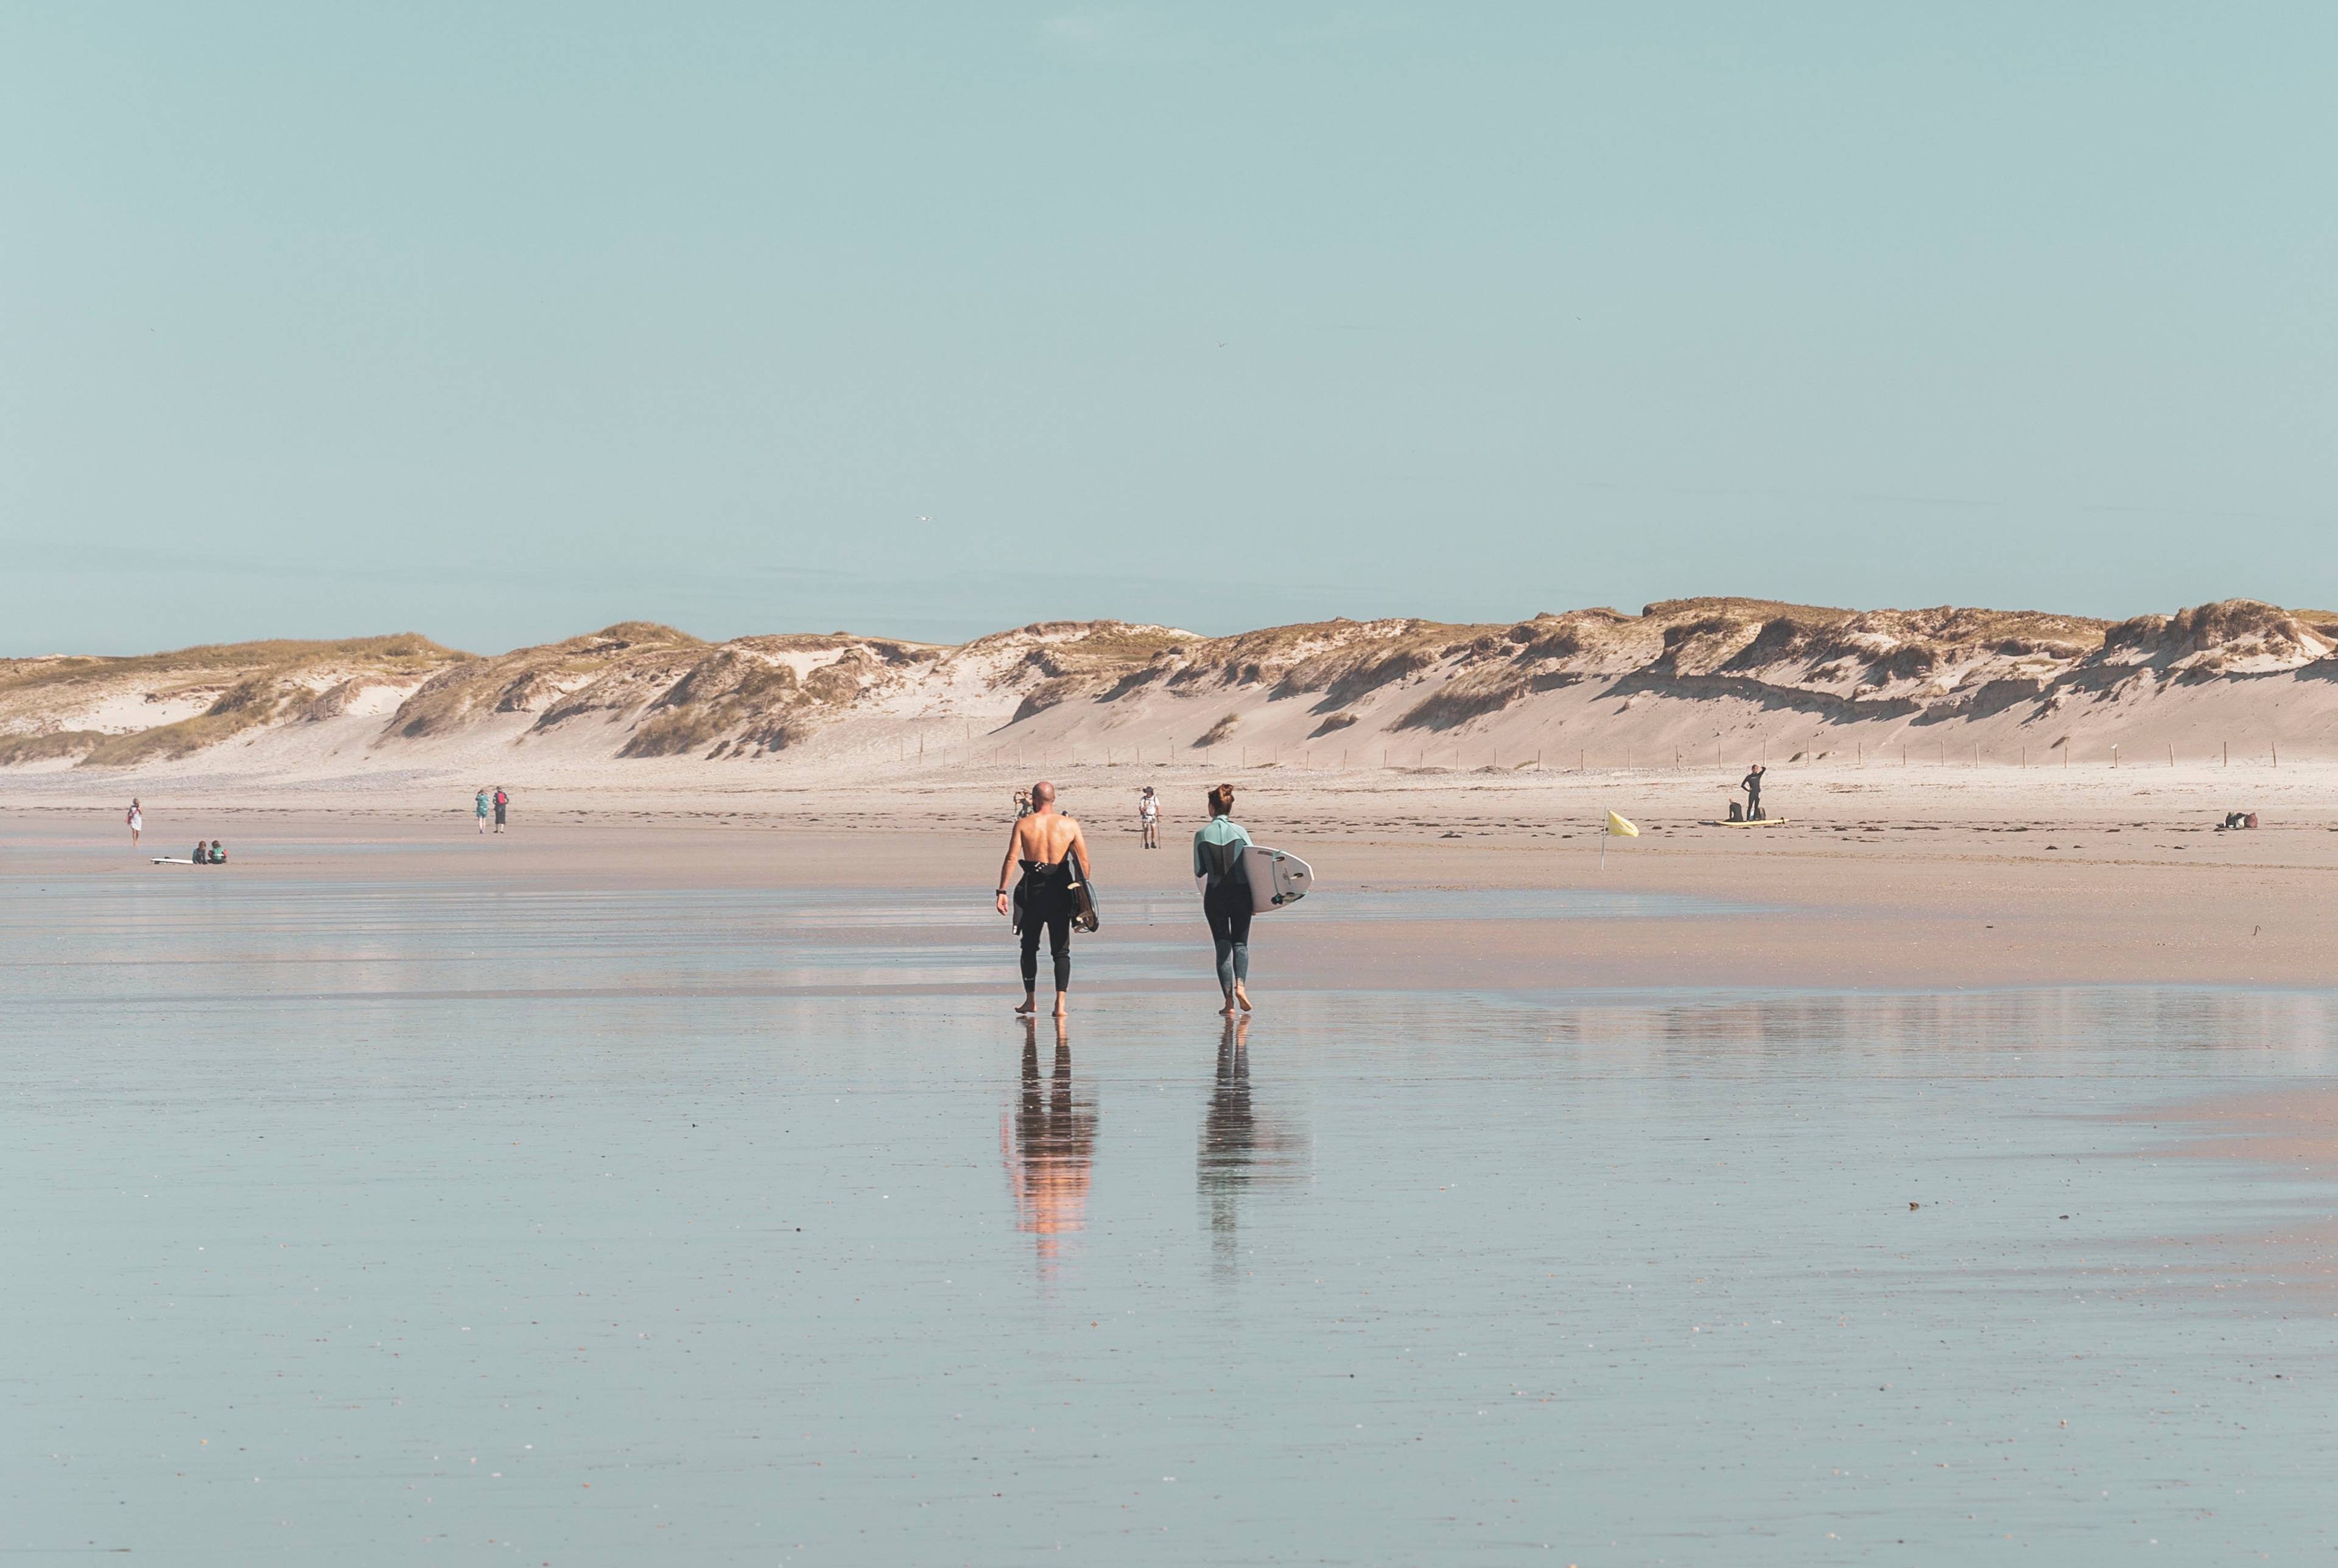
1242, 845, 1313, 912
151, 856, 199, 864
1697, 818, 1793, 828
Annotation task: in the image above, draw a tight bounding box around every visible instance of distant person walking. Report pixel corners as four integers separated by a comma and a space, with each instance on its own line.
475, 787, 491, 835
1740, 763, 1766, 821
493, 786, 509, 833
1014, 788, 1033, 819
1138, 786, 1160, 850
997, 780, 1091, 1019
126, 799, 142, 849
1194, 783, 1254, 1016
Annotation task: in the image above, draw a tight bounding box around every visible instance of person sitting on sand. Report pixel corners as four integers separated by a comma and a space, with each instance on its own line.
1139, 785, 1160, 850
208, 839, 225, 864
1193, 783, 1255, 1016
1740, 763, 1766, 821
190, 838, 208, 866
997, 780, 1090, 1019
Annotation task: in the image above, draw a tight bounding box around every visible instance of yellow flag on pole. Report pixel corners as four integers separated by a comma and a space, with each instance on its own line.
1606, 810, 1639, 838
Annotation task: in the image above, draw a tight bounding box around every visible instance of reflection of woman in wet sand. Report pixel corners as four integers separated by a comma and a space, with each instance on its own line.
1199, 1014, 1308, 1273
1000, 1016, 1098, 1272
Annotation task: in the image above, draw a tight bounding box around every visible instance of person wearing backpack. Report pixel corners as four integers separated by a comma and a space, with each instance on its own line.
493, 786, 510, 833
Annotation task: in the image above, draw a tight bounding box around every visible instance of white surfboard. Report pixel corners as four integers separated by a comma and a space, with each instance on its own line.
1243, 845, 1313, 912
151, 856, 198, 864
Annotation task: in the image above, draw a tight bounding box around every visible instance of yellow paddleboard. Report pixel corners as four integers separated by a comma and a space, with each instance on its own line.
1698, 818, 1792, 828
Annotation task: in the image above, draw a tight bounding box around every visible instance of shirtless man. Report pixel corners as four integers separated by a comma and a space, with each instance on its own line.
995, 780, 1092, 1018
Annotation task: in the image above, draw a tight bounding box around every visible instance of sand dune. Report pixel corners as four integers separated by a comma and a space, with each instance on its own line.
5, 598, 2336, 800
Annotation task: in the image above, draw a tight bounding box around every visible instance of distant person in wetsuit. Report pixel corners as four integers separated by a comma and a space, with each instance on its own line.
997, 780, 1091, 1019
1741, 764, 1766, 821
1194, 783, 1254, 1015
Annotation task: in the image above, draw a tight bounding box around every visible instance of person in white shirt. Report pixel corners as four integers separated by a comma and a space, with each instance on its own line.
127, 799, 143, 848
1137, 785, 1160, 850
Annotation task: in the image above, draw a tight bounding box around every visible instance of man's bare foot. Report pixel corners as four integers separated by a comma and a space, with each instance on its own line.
1014, 996, 1037, 1015
1234, 983, 1252, 1012
1051, 994, 1068, 1019
1220, 996, 1237, 1017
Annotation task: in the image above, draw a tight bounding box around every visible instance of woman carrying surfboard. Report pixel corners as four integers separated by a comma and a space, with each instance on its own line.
1194, 784, 1255, 1015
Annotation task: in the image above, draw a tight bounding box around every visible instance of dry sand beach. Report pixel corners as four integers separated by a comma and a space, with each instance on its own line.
11, 756, 2337, 991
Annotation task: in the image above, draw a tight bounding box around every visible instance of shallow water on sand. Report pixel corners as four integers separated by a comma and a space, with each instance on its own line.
7, 878, 2337, 1564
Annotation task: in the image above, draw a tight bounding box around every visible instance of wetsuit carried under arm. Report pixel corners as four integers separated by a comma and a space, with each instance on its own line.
1194, 818, 1254, 994
1017, 858, 1076, 995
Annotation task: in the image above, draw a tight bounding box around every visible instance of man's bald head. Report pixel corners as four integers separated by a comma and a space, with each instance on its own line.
1031, 780, 1056, 807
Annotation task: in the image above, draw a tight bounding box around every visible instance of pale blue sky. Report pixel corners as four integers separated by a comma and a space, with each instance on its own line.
4, 3, 2333, 654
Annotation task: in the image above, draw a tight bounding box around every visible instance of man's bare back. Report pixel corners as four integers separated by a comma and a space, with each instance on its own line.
1009, 810, 1084, 869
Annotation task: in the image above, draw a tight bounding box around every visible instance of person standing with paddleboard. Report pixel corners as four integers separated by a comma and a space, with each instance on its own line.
1740, 764, 1766, 821
1194, 783, 1254, 1015
997, 780, 1091, 1019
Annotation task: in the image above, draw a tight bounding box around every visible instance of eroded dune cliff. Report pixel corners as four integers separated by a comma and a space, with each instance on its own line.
7, 599, 2336, 787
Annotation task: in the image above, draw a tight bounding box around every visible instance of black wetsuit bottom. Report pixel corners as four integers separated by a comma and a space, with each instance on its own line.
1203, 878, 1253, 994
1019, 862, 1074, 995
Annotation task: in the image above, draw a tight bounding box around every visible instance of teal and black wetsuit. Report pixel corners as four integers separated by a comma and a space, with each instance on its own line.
1194, 817, 1253, 995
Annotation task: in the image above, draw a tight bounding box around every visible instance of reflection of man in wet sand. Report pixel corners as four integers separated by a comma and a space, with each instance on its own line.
1000, 1016, 1097, 1272
995, 780, 1091, 1018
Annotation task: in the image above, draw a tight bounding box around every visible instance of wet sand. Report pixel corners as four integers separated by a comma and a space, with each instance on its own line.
9, 790, 2338, 1561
